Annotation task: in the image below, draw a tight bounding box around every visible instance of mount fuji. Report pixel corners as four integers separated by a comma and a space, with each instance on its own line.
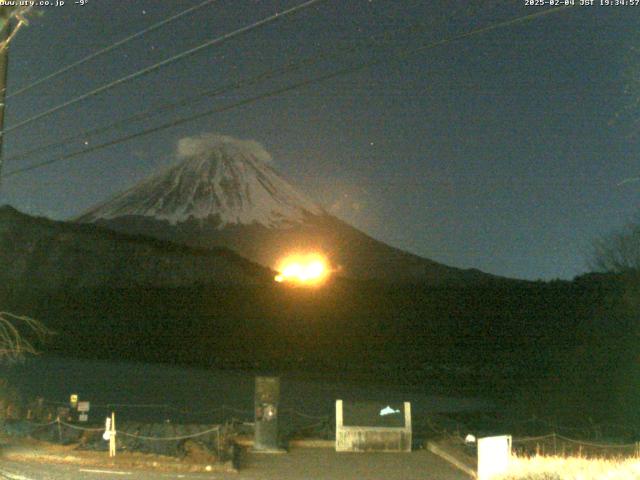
79, 134, 323, 229
77, 134, 491, 283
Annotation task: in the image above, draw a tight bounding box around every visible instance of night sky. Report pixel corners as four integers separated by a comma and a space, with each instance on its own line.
0, 0, 638, 281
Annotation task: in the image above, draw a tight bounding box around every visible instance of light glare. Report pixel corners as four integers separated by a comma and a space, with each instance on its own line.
274, 254, 330, 285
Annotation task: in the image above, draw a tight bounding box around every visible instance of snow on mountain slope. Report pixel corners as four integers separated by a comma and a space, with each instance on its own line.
78, 134, 323, 228
77, 133, 496, 283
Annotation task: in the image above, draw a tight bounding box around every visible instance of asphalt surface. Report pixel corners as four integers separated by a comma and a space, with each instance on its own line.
0, 460, 216, 479
0, 448, 468, 480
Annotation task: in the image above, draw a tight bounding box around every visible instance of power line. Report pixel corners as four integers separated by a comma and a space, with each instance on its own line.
3, 5, 570, 166
1, 0, 326, 136
2, 5, 571, 180
5, 0, 219, 99
3, 5, 571, 179
10, 6, 460, 165
4, 43, 340, 164
5, 23, 408, 164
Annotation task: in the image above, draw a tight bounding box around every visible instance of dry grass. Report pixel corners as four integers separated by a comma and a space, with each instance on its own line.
498, 454, 640, 480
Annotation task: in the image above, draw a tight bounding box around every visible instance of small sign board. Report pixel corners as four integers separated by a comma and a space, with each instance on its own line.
78, 413, 88, 422
77, 401, 90, 413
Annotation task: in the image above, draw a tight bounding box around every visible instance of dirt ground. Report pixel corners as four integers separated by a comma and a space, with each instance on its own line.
0, 437, 234, 473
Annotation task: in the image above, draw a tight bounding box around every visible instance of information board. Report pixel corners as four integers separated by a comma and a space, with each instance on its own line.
342, 401, 406, 428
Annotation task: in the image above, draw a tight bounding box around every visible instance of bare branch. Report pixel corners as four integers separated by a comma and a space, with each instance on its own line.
0, 312, 54, 364
590, 222, 640, 273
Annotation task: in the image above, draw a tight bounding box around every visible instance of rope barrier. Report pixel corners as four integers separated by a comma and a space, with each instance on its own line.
283, 408, 330, 420
58, 418, 222, 441
34, 418, 225, 437
512, 434, 558, 443
39, 398, 324, 420
40, 399, 252, 417
554, 434, 637, 449
496, 415, 640, 437
291, 420, 327, 432
118, 425, 221, 441
31, 397, 640, 452
397, 413, 640, 454
512, 432, 637, 449
23, 419, 59, 427
37, 398, 373, 427
57, 420, 104, 432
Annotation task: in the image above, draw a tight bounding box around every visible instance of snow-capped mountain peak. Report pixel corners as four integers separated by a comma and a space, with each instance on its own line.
78, 134, 324, 228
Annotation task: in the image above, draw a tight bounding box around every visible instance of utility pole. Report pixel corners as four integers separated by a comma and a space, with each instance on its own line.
0, 10, 12, 192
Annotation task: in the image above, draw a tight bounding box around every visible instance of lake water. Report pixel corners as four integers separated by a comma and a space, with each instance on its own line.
1, 356, 492, 434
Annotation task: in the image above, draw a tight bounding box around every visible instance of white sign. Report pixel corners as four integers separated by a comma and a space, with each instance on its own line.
103, 417, 111, 441
478, 435, 511, 480
77, 401, 90, 412
78, 413, 88, 422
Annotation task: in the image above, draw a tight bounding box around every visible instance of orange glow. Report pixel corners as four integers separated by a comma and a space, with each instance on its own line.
274, 253, 330, 285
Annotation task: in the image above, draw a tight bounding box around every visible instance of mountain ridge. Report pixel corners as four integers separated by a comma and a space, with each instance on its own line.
0, 205, 273, 291
76, 134, 497, 283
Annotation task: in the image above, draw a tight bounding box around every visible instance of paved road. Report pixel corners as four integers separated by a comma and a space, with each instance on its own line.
0, 460, 215, 479
0, 461, 216, 480
236, 448, 468, 480
0, 448, 468, 480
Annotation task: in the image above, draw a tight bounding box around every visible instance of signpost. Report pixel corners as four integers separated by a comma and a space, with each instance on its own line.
109, 412, 116, 457
104, 412, 117, 457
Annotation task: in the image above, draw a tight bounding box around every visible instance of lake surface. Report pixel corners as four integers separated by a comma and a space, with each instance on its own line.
1, 356, 492, 431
